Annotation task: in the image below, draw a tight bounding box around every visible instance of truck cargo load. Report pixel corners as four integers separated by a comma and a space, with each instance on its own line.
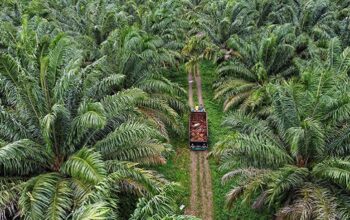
189, 111, 208, 151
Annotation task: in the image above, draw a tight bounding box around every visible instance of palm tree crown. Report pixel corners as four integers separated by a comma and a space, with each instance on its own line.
214, 32, 297, 113
215, 66, 350, 219
0, 12, 186, 219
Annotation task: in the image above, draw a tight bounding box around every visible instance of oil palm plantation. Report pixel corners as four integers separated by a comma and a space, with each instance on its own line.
295, 37, 350, 75
44, 1, 188, 135
2, 0, 350, 219
277, 0, 340, 60
100, 26, 187, 136
230, 0, 280, 29
229, 0, 338, 40
19, 0, 186, 65
0, 18, 185, 219
336, 0, 350, 47
215, 67, 350, 219
214, 33, 297, 113
289, 0, 338, 41
198, 0, 247, 47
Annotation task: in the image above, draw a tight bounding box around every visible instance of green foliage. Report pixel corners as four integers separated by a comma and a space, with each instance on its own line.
2, 0, 350, 219
195, 1, 350, 217
214, 34, 297, 113
199, 62, 270, 219
0, 1, 188, 219
215, 69, 350, 218
130, 183, 180, 220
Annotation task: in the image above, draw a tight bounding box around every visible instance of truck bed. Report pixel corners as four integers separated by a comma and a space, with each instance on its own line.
189, 111, 208, 150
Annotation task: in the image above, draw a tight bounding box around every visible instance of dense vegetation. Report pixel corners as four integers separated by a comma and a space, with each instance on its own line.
0, 0, 350, 219
0, 0, 191, 219
209, 0, 350, 219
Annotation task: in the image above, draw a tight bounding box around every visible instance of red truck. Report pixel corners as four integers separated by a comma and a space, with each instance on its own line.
189, 111, 208, 151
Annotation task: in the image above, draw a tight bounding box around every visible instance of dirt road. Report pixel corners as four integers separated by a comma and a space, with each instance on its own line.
185, 68, 213, 220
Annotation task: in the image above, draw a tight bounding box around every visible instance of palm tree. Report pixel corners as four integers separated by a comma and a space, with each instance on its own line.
14, 0, 188, 137
140, 0, 189, 49
202, 0, 341, 60
336, 0, 350, 47
295, 37, 350, 75
231, 0, 338, 40
198, 0, 247, 46
0, 20, 182, 218
21, 0, 189, 64
270, 0, 341, 60
0, 0, 23, 27
100, 26, 187, 136
291, 0, 338, 41
130, 183, 194, 220
214, 33, 297, 113
182, 33, 218, 105
42, 1, 188, 136
231, 0, 279, 29
214, 67, 350, 219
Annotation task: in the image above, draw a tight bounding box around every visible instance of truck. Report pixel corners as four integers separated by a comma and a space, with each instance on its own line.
189, 111, 208, 151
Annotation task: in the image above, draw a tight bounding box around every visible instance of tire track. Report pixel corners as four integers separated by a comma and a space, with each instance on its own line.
187, 151, 198, 216
198, 152, 206, 218
203, 151, 213, 220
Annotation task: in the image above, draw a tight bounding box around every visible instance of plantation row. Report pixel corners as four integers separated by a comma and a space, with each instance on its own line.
0, 0, 191, 219
208, 0, 350, 219
1, 0, 350, 220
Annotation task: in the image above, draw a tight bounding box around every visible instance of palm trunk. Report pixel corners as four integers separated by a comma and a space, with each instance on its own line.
188, 70, 194, 108
194, 64, 204, 106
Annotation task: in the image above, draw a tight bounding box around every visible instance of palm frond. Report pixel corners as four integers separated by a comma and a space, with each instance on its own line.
130, 183, 178, 220
313, 158, 350, 189
0, 139, 48, 175
61, 148, 106, 185
223, 112, 281, 146
19, 173, 63, 220
71, 201, 115, 220
266, 165, 308, 206
45, 179, 72, 220
232, 134, 293, 168
95, 121, 165, 155
106, 161, 166, 195
101, 88, 147, 117
0, 177, 24, 219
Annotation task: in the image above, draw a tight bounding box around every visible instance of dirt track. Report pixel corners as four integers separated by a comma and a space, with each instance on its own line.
185, 69, 213, 220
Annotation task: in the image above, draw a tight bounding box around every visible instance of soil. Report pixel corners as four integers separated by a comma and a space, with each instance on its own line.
187, 151, 198, 216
